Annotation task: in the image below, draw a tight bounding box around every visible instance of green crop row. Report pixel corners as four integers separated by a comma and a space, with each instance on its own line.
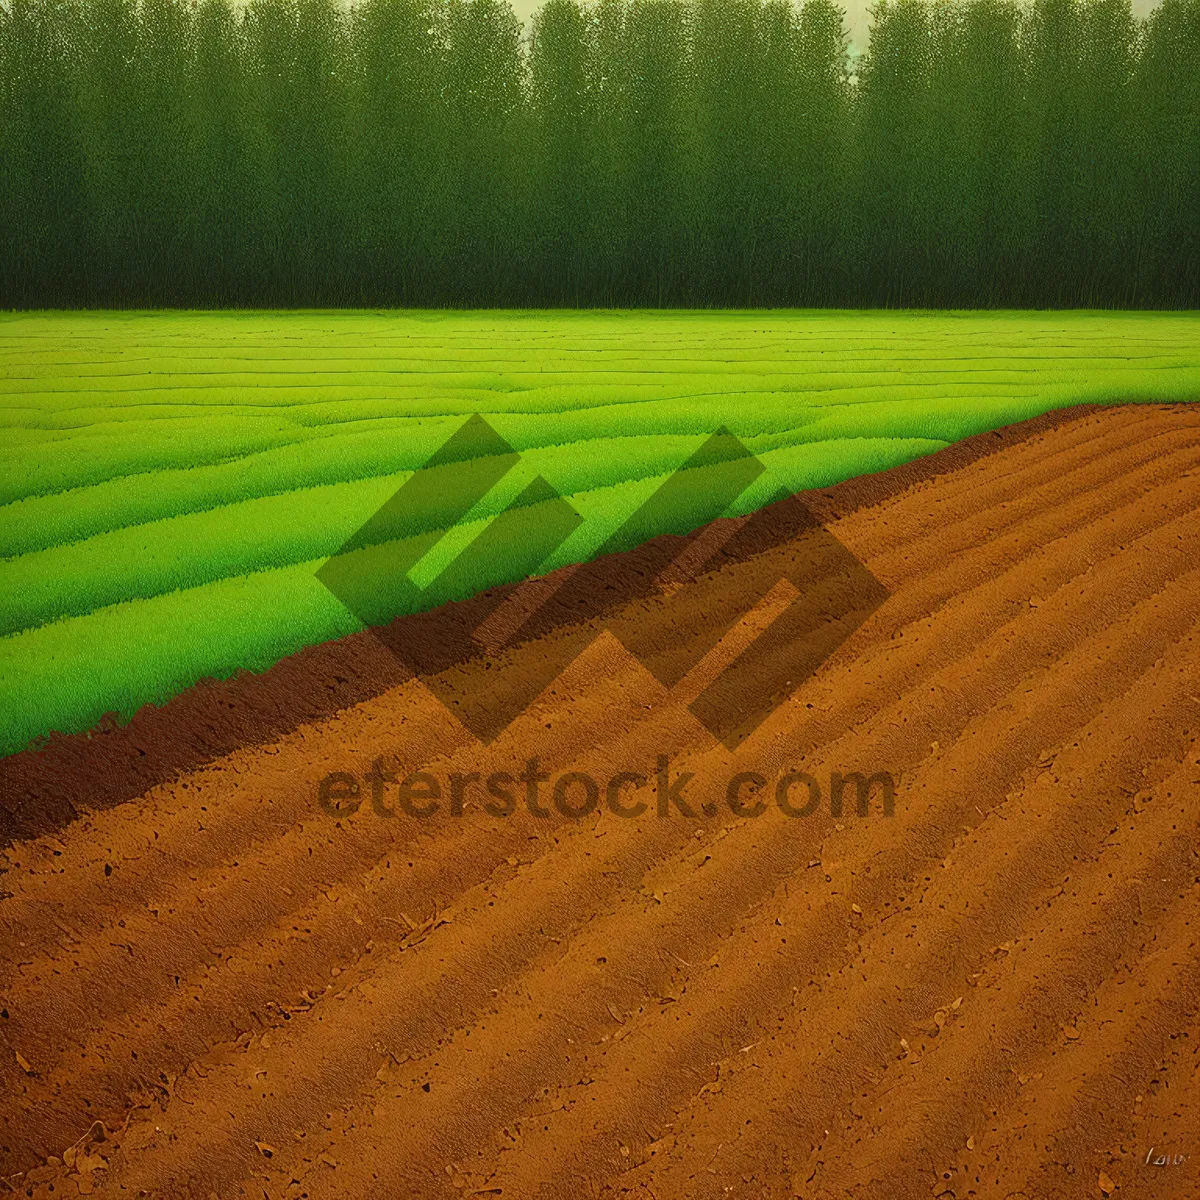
2, 309, 1199, 757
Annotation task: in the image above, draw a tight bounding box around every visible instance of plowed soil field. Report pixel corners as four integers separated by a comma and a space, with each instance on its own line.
2, 403, 1198, 1200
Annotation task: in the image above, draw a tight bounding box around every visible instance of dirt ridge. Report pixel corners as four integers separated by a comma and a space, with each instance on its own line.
2, 402, 1198, 1200
0, 402, 1109, 847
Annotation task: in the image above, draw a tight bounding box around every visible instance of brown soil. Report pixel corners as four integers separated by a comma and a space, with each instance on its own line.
2, 402, 1198, 1200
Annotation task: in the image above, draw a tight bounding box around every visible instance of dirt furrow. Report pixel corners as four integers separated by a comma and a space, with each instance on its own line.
415, 573, 1200, 1200
3, 410, 1191, 973
81, 473, 1200, 1196
6, 461, 1196, 1175
2, 404, 1199, 1200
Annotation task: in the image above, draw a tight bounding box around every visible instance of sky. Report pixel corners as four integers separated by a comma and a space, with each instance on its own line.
507, 0, 872, 49
508, 0, 1163, 57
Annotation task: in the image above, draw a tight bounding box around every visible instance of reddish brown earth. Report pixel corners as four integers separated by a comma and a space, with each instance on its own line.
1, 403, 1198, 1200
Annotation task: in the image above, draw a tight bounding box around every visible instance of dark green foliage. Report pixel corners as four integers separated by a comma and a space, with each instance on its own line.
0, 0, 1196, 306
350, 0, 450, 298
188, 0, 260, 298
0, 0, 89, 299
1132, 0, 1200, 301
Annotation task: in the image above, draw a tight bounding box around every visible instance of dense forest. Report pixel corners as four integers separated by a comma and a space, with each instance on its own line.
1, 0, 1197, 308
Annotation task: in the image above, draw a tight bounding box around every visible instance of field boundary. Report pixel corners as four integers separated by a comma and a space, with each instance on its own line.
0, 401, 1127, 846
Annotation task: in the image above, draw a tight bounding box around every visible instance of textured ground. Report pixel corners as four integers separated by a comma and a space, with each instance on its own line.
1, 403, 1198, 1199
7, 307, 1200, 759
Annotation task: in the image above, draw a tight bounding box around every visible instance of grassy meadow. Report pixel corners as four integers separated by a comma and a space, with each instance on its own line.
2, 307, 1199, 756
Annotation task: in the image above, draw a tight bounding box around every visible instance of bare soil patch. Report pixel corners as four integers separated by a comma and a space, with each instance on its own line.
2, 403, 1197, 1200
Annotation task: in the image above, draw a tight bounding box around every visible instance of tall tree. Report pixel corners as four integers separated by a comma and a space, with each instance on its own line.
442, 0, 526, 302
243, 0, 351, 301
351, 0, 449, 302
790, 0, 851, 301
855, 0, 937, 305
0, 0, 88, 303
619, 0, 692, 303
529, 0, 593, 302
1132, 0, 1200, 302
1, 0, 1197, 308
187, 0, 260, 303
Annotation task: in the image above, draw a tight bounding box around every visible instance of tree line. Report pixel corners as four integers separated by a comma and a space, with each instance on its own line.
1, 0, 1197, 308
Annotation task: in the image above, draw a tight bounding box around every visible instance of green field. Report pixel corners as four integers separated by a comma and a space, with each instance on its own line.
2, 308, 1198, 757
